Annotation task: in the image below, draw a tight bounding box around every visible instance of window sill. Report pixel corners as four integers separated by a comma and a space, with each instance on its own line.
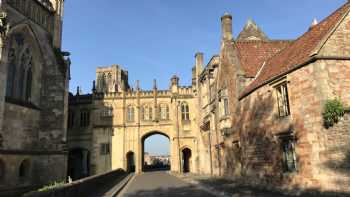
5, 97, 41, 111
182, 120, 191, 125
219, 115, 231, 121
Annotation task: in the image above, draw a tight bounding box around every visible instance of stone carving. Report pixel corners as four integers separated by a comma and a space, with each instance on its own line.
0, 12, 9, 39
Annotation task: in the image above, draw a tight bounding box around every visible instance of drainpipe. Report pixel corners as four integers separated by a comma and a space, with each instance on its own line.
207, 70, 213, 176
176, 100, 181, 173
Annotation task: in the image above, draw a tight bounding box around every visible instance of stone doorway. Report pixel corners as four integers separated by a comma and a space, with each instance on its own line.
126, 151, 135, 172
68, 148, 90, 180
182, 148, 192, 173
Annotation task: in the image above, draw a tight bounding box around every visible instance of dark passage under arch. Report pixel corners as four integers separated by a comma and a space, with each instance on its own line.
126, 151, 135, 172
182, 148, 192, 173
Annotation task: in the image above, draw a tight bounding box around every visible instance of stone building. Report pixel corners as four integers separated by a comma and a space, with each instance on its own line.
67, 1, 350, 194
0, 0, 69, 196
67, 65, 202, 178
211, 1, 350, 194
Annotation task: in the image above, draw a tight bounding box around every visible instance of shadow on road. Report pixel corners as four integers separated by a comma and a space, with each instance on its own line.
122, 185, 216, 197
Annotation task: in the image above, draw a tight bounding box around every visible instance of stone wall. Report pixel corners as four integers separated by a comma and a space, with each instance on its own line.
0, 1, 69, 195
23, 169, 127, 197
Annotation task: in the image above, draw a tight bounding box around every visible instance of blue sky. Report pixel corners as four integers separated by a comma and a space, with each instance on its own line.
62, 0, 346, 155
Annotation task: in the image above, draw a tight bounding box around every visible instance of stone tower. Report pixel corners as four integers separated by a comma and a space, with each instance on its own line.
96, 65, 130, 93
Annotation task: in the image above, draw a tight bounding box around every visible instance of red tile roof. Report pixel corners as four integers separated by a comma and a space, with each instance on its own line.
239, 1, 350, 99
236, 40, 292, 77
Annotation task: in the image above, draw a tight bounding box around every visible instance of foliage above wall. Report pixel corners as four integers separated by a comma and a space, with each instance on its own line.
323, 99, 348, 128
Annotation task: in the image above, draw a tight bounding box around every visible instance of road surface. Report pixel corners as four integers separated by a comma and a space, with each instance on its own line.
119, 171, 217, 197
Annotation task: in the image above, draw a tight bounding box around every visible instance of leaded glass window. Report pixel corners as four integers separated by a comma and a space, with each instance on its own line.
281, 138, 297, 172
276, 82, 290, 117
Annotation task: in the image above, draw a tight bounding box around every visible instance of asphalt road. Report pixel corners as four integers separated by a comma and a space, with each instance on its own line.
119, 171, 217, 197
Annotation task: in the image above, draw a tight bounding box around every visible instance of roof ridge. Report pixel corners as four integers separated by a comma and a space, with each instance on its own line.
236, 40, 293, 44
239, 1, 350, 100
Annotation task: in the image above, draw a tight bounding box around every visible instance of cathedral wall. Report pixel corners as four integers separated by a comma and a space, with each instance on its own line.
0, 1, 68, 194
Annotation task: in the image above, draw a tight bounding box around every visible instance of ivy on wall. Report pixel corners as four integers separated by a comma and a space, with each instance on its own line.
323, 99, 349, 128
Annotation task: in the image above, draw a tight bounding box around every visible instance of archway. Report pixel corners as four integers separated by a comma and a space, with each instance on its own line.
126, 151, 135, 172
141, 131, 170, 172
68, 148, 90, 181
182, 148, 192, 173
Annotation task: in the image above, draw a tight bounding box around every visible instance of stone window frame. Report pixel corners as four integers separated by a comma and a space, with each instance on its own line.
278, 134, 298, 173
140, 104, 153, 121
101, 104, 113, 118
126, 105, 135, 122
274, 81, 291, 117
6, 37, 35, 103
100, 143, 110, 155
80, 110, 90, 128
181, 102, 190, 121
159, 103, 170, 121
218, 88, 230, 117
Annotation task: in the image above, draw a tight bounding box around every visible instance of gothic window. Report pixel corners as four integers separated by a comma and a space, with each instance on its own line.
127, 106, 134, 122
219, 89, 230, 117
24, 56, 33, 102
159, 104, 169, 120
275, 82, 290, 117
181, 102, 190, 121
68, 110, 75, 129
141, 105, 153, 121
101, 104, 113, 117
6, 35, 34, 103
80, 110, 90, 128
107, 73, 112, 88
19, 159, 30, 178
100, 143, 110, 155
280, 137, 297, 173
6, 48, 16, 98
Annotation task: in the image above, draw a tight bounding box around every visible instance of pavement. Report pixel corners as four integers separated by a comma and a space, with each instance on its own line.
118, 171, 218, 197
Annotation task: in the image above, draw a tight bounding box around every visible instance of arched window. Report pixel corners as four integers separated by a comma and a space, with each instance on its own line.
6, 35, 34, 103
127, 106, 134, 122
159, 104, 169, 120
24, 56, 33, 102
19, 159, 30, 178
181, 102, 190, 121
6, 48, 16, 98
107, 73, 112, 87
141, 105, 152, 121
